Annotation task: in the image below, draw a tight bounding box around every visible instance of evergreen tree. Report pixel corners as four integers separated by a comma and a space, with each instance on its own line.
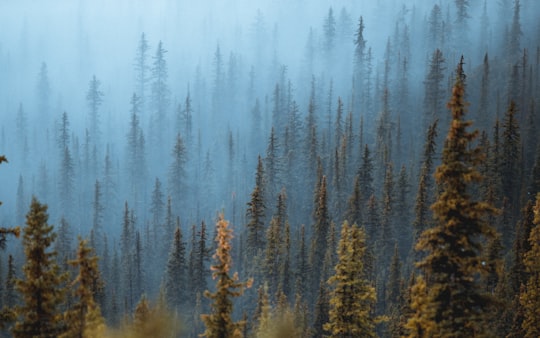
406, 59, 497, 337
246, 156, 266, 260
423, 49, 446, 131
310, 175, 331, 289
168, 133, 188, 212
519, 193, 540, 337
201, 214, 251, 338
61, 237, 105, 338
164, 225, 187, 312
13, 197, 67, 338
325, 222, 377, 337
134, 33, 150, 112
413, 121, 438, 247
86, 75, 104, 147
500, 100, 522, 249
150, 41, 170, 148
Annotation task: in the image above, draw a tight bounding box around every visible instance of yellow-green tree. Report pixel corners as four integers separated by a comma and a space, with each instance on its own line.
60, 237, 105, 338
201, 214, 251, 338
406, 58, 497, 337
520, 193, 540, 337
324, 221, 376, 337
13, 197, 67, 338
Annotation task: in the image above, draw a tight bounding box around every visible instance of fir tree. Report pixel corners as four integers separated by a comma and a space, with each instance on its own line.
13, 197, 67, 338
519, 193, 540, 337
406, 59, 497, 337
325, 222, 377, 338
164, 225, 187, 312
201, 214, 252, 338
246, 156, 266, 260
61, 237, 105, 338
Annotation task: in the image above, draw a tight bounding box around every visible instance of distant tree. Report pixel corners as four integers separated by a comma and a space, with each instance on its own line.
150, 41, 171, 148
168, 133, 188, 212
4, 255, 17, 309
134, 33, 150, 112
15, 103, 28, 164
164, 225, 187, 312
189, 221, 210, 303
423, 49, 446, 131
36, 62, 51, 126
353, 16, 367, 112
13, 197, 67, 338
427, 5, 442, 48
345, 175, 363, 227
312, 281, 330, 338
150, 177, 165, 241
246, 156, 266, 260
201, 214, 251, 338
413, 120, 438, 247
325, 222, 377, 337
406, 59, 497, 337
91, 180, 104, 252
508, 0, 522, 63
322, 7, 336, 62
86, 75, 104, 147
358, 144, 374, 206
500, 101, 522, 247
15, 175, 25, 227
54, 217, 72, 273
295, 225, 310, 301
310, 176, 331, 289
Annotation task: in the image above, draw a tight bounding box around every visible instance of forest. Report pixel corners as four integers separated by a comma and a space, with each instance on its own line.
0, 0, 539, 336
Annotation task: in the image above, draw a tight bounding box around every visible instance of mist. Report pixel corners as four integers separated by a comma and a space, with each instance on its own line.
0, 0, 539, 335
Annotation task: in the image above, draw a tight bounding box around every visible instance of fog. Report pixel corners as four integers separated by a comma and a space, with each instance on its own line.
0, 0, 539, 329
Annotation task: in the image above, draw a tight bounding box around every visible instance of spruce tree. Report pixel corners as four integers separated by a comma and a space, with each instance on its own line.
325, 222, 376, 337
201, 214, 251, 338
519, 193, 540, 337
61, 237, 105, 338
13, 197, 67, 338
164, 225, 187, 312
406, 59, 497, 337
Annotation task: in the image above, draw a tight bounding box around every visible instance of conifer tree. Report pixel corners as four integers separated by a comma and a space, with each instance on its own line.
86, 75, 104, 147
246, 156, 266, 260
519, 193, 540, 337
406, 59, 497, 337
423, 49, 446, 131
13, 197, 67, 338
61, 237, 105, 338
325, 222, 377, 337
310, 176, 331, 289
168, 133, 188, 212
134, 33, 150, 112
201, 214, 251, 338
413, 121, 438, 247
164, 225, 187, 312
150, 41, 170, 148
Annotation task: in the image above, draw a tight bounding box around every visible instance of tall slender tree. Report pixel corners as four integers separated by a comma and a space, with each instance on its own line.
406, 59, 497, 337
201, 214, 251, 338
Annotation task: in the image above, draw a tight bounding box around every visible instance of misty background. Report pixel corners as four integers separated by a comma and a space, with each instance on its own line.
0, 0, 539, 331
